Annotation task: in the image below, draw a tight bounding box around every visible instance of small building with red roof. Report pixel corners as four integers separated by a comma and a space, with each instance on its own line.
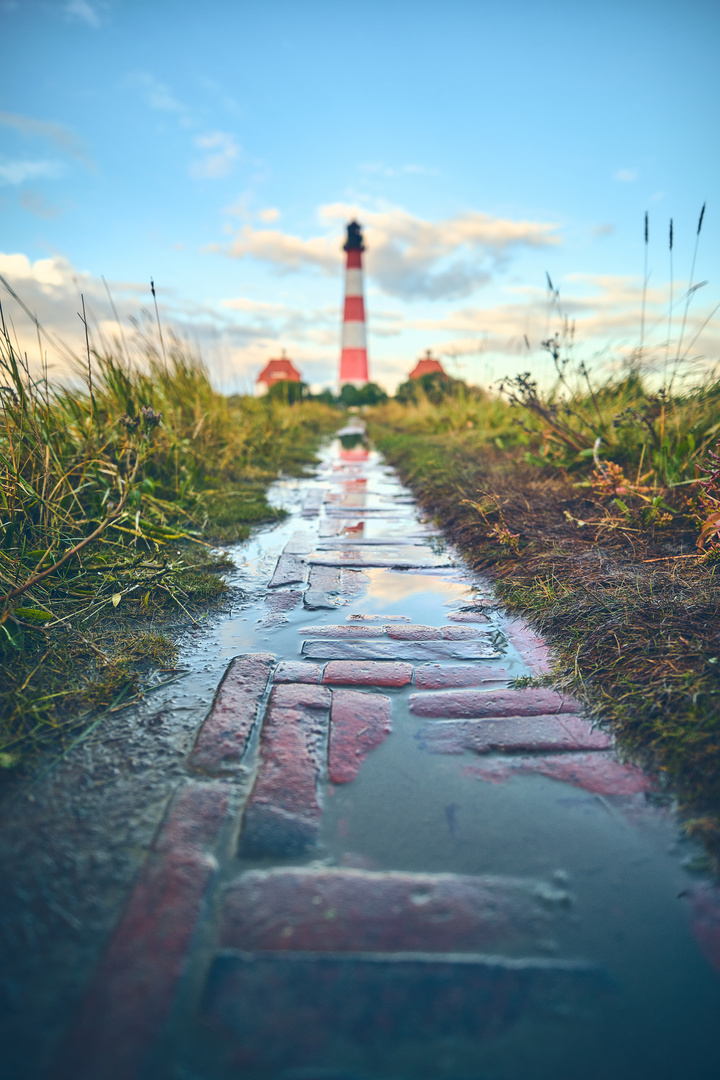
409, 350, 446, 380
255, 351, 302, 396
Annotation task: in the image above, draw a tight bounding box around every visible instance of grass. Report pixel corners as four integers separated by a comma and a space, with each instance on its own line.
0, 305, 337, 769
370, 372, 720, 863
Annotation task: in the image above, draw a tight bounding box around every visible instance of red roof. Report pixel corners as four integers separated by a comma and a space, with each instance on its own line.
409, 355, 446, 379
256, 357, 301, 384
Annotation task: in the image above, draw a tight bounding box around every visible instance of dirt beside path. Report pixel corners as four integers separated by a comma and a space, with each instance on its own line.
3, 430, 720, 1080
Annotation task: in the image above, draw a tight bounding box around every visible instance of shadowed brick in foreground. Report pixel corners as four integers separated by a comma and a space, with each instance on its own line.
188, 653, 275, 775
409, 687, 581, 719
323, 660, 413, 687
200, 952, 607, 1072
414, 664, 511, 689
239, 685, 331, 857
51, 783, 230, 1080
219, 867, 568, 953
303, 639, 500, 662
329, 689, 391, 782
417, 715, 612, 755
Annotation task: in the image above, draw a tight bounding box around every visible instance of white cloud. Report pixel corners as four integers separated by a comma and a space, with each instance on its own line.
64, 0, 101, 27
258, 207, 280, 223
224, 203, 561, 301
20, 190, 61, 218
0, 110, 93, 168
0, 159, 65, 185
190, 132, 240, 179
614, 168, 638, 183
125, 72, 186, 115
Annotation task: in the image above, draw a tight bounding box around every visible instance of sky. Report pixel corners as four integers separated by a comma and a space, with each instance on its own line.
1, 0, 719, 393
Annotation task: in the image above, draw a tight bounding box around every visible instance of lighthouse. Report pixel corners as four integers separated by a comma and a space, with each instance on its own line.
339, 220, 369, 388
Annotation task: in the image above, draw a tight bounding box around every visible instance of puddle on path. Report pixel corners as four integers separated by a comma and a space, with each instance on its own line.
166, 437, 720, 1080
3, 434, 719, 1080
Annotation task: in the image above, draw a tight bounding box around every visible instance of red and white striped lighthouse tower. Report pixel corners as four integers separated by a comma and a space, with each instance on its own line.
339, 220, 369, 388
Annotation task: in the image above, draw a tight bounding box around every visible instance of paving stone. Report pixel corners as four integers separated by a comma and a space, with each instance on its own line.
303, 639, 500, 661
283, 531, 314, 555
200, 952, 606, 1071
238, 685, 331, 857
409, 687, 582, 719
329, 689, 391, 782
264, 589, 303, 613
417, 716, 612, 755
188, 653, 275, 775
505, 617, 553, 675
274, 661, 323, 684
414, 664, 511, 689
304, 566, 368, 609
52, 783, 230, 1080
464, 752, 649, 795
268, 553, 307, 588
219, 867, 572, 953
441, 625, 486, 639
446, 611, 490, 623
347, 612, 411, 621
308, 556, 448, 569
323, 660, 413, 687
301, 489, 325, 517
386, 624, 443, 640
297, 623, 386, 638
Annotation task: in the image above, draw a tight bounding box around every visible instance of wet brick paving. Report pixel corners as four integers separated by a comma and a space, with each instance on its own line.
7, 430, 720, 1079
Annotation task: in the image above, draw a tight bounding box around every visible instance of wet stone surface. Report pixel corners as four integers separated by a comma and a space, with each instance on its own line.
3, 431, 720, 1080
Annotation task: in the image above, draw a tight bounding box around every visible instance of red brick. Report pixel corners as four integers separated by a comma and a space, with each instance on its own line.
268, 553, 307, 588
303, 640, 498, 662
239, 685, 331, 857
200, 953, 605, 1070
51, 783, 229, 1080
264, 589, 302, 613
304, 566, 368, 610
505, 618, 553, 675
282, 531, 313, 555
188, 653, 275, 775
386, 624, 442, 640
441, 625, 486, 639
464, 751, 649, 795
347, 613, 411, 621
297, 623, 384, 638
323, 660, 413, 687
446, 610, 490, 623
219, 867, 569, 953
417, 716, 612, 755
273, 661, 323, 684
329, 689, 391, 782
409, 687, 581, 719
414, 664, 510, 689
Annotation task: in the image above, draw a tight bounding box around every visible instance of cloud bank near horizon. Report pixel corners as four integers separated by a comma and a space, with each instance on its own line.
219, 203, 562, 302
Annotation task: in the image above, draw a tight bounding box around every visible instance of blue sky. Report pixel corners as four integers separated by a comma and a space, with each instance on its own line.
1, 0, 718, 391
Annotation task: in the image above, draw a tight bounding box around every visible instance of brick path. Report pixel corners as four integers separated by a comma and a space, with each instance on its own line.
49, 431, 720, 1080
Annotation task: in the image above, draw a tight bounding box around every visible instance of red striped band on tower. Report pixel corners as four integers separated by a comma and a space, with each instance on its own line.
339, 221, 369, 388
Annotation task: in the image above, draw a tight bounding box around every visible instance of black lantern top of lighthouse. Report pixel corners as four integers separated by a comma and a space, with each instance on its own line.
343, 220, 365, 252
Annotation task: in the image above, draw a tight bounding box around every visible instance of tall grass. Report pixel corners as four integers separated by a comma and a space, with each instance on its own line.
0, 304, 336, 766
